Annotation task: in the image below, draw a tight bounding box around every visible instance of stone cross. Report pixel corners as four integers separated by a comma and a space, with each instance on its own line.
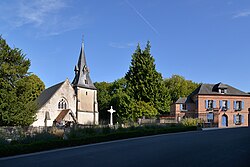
107, 106, 116, 126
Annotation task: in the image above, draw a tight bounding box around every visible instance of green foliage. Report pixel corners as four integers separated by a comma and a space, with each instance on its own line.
181, 118, 201, 127
111, 86, 134, 123
125, 41, 171, 114
95, 43, 199, 123
94, 81, 112, 122
0, 36, 45, 126
131, 101, 158, 120
164, 75, 200, 103
16, 74, 45, 102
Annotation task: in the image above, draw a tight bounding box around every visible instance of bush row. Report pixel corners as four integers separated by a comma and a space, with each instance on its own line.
0, 125, 197, 157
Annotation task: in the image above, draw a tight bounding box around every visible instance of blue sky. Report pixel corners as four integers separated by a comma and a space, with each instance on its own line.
0, 0, 250, 92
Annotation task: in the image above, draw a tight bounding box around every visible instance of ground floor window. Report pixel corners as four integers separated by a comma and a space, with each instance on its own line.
180, 103, 187, 111
234, 114, 244, 125
207, 113, 214, 122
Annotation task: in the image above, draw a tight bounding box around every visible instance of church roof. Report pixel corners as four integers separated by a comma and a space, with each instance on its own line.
72, 42, 96, 90
37, 81, 64, 109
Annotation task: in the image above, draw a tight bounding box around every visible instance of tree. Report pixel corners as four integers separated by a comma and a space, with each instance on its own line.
0, 36, 45, 126
131, 101, 158, 120
164, 75, 200, 103
94, 81, 112, 123
111, 88, 134, 123
125, 41, 171, 114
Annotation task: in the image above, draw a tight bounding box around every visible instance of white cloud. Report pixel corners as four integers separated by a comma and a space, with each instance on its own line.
0, 0, 87, 37
18, 0, 66, 26
232, 10, 250, 18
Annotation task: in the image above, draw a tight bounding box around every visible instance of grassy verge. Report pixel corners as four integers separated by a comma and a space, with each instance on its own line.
0, 125, 197, 158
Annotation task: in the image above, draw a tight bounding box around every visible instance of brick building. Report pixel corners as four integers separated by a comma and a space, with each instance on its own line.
170, 83, 250, 127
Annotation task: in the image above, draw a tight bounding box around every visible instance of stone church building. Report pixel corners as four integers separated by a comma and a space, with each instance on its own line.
32, 42, 98, 127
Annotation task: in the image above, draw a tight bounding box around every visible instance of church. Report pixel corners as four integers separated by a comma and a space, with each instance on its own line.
32, 41, 99, 127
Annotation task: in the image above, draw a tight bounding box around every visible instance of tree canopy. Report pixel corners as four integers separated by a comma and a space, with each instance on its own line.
125, 42, 170, 114
164, 75, 200, 103
0, 36, 45, 126
95, 42, 199, 124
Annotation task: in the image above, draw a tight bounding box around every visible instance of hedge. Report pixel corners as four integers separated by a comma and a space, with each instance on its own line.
0, 126, 197, 157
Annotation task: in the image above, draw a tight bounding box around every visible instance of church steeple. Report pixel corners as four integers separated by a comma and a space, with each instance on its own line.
72, 40, 96, 90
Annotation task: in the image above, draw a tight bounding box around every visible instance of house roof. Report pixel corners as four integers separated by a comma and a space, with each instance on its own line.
72, 42, 96, 90
175, 97, 194, 104
191, 83, 250, 96
37, 81, 64, 109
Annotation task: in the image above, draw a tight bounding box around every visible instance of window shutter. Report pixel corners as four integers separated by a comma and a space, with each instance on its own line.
233, 115, 236, 124
213, 100, 216, 108
233, 101, 236, 110
219, 100, 222, 109
205, 100, 208, 109
180, 104, 183, 111
242, 101, 244, 110
241, 115, 244, 124
227, 100, 230, 110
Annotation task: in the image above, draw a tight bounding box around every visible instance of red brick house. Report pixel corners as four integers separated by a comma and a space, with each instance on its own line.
170, 83, 250, 127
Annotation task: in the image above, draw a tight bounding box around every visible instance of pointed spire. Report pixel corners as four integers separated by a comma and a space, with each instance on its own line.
72, 38, 96, 90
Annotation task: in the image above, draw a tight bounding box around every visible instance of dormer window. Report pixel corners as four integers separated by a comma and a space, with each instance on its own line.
219, 88, 227, 94
85, 80, 88, 84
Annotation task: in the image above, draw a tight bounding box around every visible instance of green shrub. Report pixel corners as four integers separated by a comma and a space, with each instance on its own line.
180, 118, 201, 127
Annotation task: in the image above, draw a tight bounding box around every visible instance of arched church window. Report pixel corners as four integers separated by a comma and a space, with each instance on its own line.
58, 98, 67, 109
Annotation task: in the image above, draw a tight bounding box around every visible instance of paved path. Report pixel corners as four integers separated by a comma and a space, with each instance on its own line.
1, 127, 250, 167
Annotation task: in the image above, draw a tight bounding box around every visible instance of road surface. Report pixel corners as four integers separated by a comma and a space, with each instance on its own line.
1, 127, 250, 167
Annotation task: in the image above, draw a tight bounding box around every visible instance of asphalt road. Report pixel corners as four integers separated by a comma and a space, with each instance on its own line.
1, 127, 250, 167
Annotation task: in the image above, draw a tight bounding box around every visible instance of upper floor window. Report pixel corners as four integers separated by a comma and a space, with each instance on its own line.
205, 100, 216, 110
234, 101, 244, 111
220, 100, 230, 111
58, 98, 67, 109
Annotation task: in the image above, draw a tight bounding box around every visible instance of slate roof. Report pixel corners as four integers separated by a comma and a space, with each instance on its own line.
191, 82, 250, 96
37, 81, 64, 109
72, 42, 96, 90
175, 97, 194, 104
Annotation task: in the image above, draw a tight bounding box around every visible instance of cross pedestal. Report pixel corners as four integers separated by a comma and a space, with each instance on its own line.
107, 106, 116, 126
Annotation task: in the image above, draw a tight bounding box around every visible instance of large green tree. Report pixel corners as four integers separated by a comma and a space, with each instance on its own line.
125, 41, 171, 114
0, 36, 45, 126
164, 75, 200, 103
94, 81, 112, 123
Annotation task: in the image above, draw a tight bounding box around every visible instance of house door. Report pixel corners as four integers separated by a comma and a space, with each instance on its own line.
221, 114, 228, 127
